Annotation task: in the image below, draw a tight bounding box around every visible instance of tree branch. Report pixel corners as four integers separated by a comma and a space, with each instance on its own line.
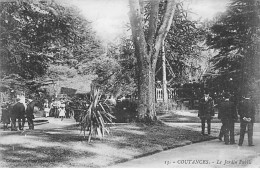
146, 0, 160, 55
128, 0, 148, 62
152, 0, 176, 68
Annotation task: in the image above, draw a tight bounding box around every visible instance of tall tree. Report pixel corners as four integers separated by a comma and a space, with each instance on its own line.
207, 0, 260, 96
158, 3, 206, 84
0, 0, 102, 79
80, 38, 137, 98
128, 0, 176, 122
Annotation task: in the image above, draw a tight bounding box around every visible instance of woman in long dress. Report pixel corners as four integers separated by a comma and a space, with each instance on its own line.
59, 103, 66, 121
43, 99, 50, 117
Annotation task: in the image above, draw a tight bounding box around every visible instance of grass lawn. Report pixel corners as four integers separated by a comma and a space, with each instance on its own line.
0, 110, 240, 168
158, 110, 221, 123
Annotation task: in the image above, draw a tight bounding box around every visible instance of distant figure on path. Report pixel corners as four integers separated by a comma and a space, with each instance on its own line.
59, 102, 66, 121
52, 99, 60, 118
43, 99, 50, 117
238, 95, 255, 146
218, 92, 237, 144
9, 99, 17, 131
26, 99, 37, 130
198, 89, 214, 135
12, 97, 26, 130
1, 102, 11, 130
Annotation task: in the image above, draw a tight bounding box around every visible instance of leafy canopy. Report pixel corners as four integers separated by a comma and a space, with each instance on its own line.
206, 0, 260, 94
0, 0, 102, 79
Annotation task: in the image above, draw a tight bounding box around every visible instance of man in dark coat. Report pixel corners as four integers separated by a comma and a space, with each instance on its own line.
26, 99, 35, 130
198, 90, 215, 135
1, 102, 11, 130
12, 100, 26, 130
9, 102, 17, 131
238, 96, 255, 146
218, 92, 237, 144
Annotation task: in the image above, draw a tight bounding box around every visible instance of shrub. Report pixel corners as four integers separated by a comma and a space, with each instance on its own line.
79, 85, 115, 143
113, 100, 138, 123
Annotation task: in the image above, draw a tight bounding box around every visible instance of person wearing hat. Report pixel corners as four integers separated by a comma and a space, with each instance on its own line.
198, 89, 215, 135
12, 97, 26, 130
26, 98, 35, 130
218, 92, 237, 144
238, 95, 255, 146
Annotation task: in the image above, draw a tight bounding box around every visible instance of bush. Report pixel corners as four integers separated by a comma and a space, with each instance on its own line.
79, 86, 115, 143
113, 100, 138, 123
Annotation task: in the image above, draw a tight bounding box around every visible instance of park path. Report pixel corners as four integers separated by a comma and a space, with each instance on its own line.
111, 123, 260, 168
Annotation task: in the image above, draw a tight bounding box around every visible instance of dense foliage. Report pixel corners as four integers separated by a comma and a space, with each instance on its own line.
95, 1, 207, 99
135, 1, 207, 84
162, 3, 206, 83
206, 0, 260, 96
0, 0, 102, 79
102, 39, 137, 97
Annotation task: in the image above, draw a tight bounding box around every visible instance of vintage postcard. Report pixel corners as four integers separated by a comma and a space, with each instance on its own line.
0, 0, 259, 168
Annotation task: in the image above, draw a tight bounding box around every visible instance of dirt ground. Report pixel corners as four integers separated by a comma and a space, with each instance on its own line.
0, 110, 240, 168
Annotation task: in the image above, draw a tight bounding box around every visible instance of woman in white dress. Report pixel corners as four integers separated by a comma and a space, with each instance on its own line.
43, 99, 50, 117
59, 103, 66, 121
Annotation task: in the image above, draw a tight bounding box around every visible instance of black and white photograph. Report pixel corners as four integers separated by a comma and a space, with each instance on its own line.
0, 0, 259, 168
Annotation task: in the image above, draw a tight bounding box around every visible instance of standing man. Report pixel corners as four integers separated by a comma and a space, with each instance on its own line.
26, 99, 35, 130
1, 102, 11, 130
12, 97, 26, 130
216, 91, 225, 141
198, 89, 215, 135
218, 92, 237, 144
238, 95, 255, 146
9, 99, 17, 131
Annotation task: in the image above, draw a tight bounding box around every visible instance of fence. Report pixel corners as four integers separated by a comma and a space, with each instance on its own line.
156, 88, 176, 101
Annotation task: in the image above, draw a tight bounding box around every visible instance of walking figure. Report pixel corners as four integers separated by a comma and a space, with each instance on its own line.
198, 90, 214, 135
218, 92, 237, 144
238, 95, 255, 146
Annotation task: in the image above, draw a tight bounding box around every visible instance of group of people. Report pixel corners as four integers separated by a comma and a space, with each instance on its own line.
1, 96, 71, 131
1, 90, 257, 146
1, 95, 38, 131
43, 98, 67, 120
198, 90, 256, 146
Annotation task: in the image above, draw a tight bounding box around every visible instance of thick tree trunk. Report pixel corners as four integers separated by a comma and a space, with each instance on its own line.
137, 61, 156, 122
129, 0, 176, 123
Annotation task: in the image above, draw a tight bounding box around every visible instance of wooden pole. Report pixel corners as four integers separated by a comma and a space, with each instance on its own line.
162, 40, 168, 105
